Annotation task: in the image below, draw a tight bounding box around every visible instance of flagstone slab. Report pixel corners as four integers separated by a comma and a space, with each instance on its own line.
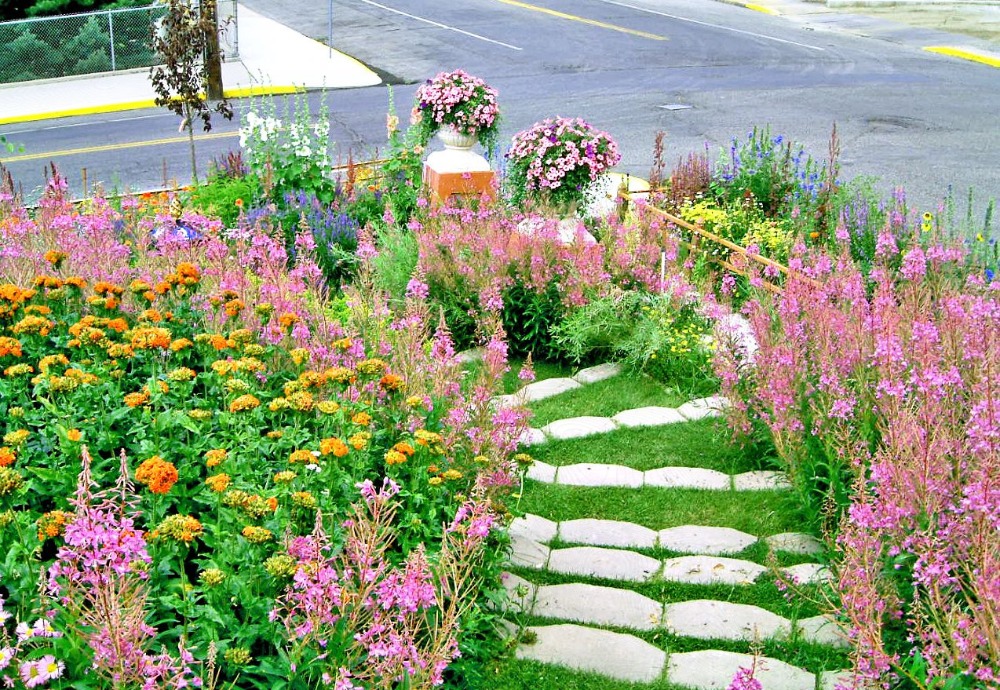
510, 514, 558, 544
573, 362, 622, 384
558, 518, 658, 549
518, 427, 548, 447
660, 556, 767, 585
820, 670, 858, 690
548, 546, 661, 582
657, 526, 757, 555
509, 534, 550, 570
542, 416, 619, 440
456, 348, 484, 364
733, 470, 792, 491
525, 459, 557, 483
516, 624, 667, 683
782, 563, 832, 585
766, 532, 824, 556
612, 406, 686, 428
663, 600, 790, 641
677, 396, 730, 421
500, 572, 536, 613
493, 393, 525, 409
520, 377, 583, 402
798, 615, 850, 648
668, 650, 814, 690
643, 467, 731, 490
532, 583, 663, 630
556, 463, 644, 488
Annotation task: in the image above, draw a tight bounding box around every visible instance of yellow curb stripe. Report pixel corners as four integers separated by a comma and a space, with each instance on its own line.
1, 131, 239, 164
924, 46, 1000, 68
743, 3, 780, 15
0, 85, 305, 126
493, 0, 666, 40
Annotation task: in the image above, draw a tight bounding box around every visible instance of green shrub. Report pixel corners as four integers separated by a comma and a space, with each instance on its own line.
185, 172, 263, 229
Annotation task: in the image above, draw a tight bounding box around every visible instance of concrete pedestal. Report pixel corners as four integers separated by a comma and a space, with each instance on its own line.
423, 147, 495, 205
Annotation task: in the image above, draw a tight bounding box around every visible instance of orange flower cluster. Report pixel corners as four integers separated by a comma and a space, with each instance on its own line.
43, 250, 67, 268
379, 373, 404, 392
384, 441, 416, 466
204, 448, 228, 467
0, 337, 22, 358
288, 449, 317, 464
37, 510, 72, 540
135, 456, 179, 494
12, 315, 53, 337
206, 473, 231, 493
319, 437, 349, 458
0, 447, 15, 467
229, 394, 261, 413
152, 514, 203, 543
129, 326, 172, 350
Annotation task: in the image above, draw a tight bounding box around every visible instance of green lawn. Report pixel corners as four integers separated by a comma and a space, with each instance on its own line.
528, 374, 689, 427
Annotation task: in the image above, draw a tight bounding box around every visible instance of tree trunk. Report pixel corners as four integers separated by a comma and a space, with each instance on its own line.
203, 0, 224, 101
186, 103, 198, 185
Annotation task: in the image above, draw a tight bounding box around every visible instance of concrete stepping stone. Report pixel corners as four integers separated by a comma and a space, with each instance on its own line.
798, 614, 850, 648
643, 466, 731, 490
573, 362, 622, 384
660, 556, 767, 585
657, 526, 757, 555
820, 670, 857, 690
677, 395, 730, 421
733, 470, 791, 491
668, 650, 814, 690
516, 624, 666, 683
456, 348, 484, 364
520, 377, 582, 402
612, 406, 686, 428
541, 416, 618, 440
663, 600, 790, 641
494, 393, 525, 409
548, 546, 660, 582
781, 563, 832, 585
518, 427, 547, 447
510, 514, 558, 544
559, 518, 658, 549
500, 572, 536, 613
532, 583, 663, 630
509, 534, 550, 570
557, 463, 643, 488
525, 460, 557, 483
766, 532, 824, 556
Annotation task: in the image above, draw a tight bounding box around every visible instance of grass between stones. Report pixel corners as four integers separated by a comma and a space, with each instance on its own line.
516, 484, 808, 536
542, 537, 823, 569
527, 374, 689, 427
527, 420, 775, 473
488, 659, 678, 690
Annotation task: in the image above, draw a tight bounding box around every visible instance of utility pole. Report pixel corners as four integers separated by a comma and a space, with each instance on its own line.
203, 0, 224, 100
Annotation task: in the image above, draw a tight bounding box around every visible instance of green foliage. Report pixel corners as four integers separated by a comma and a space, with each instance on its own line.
1, 27, 57, 81
185, 171, 263, 229
372, 224, 419, 305
501, 280, 565, 361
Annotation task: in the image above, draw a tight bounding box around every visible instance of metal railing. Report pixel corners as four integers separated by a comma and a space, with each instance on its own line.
0, 1, 238, 85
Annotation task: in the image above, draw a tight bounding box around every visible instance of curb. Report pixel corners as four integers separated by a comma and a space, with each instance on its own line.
713, 0, 783, 14
0, 85, 305, 126
923, 45, 1000, 68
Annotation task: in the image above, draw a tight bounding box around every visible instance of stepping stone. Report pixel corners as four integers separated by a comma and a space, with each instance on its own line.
456, 348, 484, 363
660, 556, 767, 585
548, 546, 660, 582
509, 534, 550, 570
781, 563, 832, 585
820, 670, 858, 690
532, 583, 663, 630
668, 650, 814, 690
559, 518, 657, 549
493, 393, 525, 409
612, 406, 686, 428
541, 416, 618, 440
572, 362, 622, 384
510, 514, 558, 544
557, 463, 643, 488
525, 460, 557, 483
677, 396, 729, 421
500, 572, 536, 613
663, 600, 790, 641
766, 532, 824, 556
517, 624, 666, 683
518, 427, 547, 447
520, 377, 582, 402
798, 615, 850, 648
733, 470, 791, 491
657, 526, 757, 555
643, 467, 730, 490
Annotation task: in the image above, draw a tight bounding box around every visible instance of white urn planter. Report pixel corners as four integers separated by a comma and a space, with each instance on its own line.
437, 125, 478, 150
425, 126, 491, 175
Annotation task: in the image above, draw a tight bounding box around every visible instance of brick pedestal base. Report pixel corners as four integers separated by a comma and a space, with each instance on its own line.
423, 166, 496, 205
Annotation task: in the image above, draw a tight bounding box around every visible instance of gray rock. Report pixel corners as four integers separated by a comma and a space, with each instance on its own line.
516, 624, 666, 683
781, 563, 833, 585
798, 615, 850, 648
518, 427, 548, 447
573, 362, 622, 384
612, 406, 686, 428
660, 556, 767, 585
509, 534, 550, 570
556, 463, 644, 488
643, 466, 731, 490
733, 470, 792, 491
765, 532, 824, 556
657, 526, 758, 555
520, 377, 582, 402
677, 396, 730, 421
548, 546, 661, 582
493, 392, 527, 409
542, 416, 618, 440
525, 460, 557, 483
456, 348, 484, 364
533, 583, 663, 630
499, 572, 536, 614
668, 650, 815, 690
663, 600, 790, 641
559, 518, 658, 549
509, 514, 558, 544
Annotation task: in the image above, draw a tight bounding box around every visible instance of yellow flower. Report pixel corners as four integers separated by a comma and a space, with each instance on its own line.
241, 525, 273, 544
3, 429, 29, 447
288, 449, 317, 464
316, 400, 340, 415
274, 470, 297, 484
204, 449, 228, 467
66, 429, 82, 442
384, 450, 407, 466
428, 477, 443, 486
229, 394, 261, 413
206, 473, 231, 492
199, 568, 226, 587
442, 469, 463, 481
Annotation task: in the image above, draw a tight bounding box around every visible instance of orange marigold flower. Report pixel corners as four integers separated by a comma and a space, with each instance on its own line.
0, 337, 22, 358
385, 450, 407, 466
209, 334, 230, 351
44, 250, 67, 268
348, 432, 370, 451
0, 447, 15, 467
379, 374, 404, 392
169, 338, 193, 352
106, 318, 128, 333
206, 473, 231, 492
37, 509, 72, 540
125, 392, 150, 409
241, 525, 273, 543
332, 337, 353, 350
266, 497, 278, 512
135, 456, 179, 494
351, 412, 372, 426
229, 394, 260, 413
12, 315, 52, 337
319, 437, 349, 458
224, 299, 245, 318
176, 262, 200, 280
204, 448, 228, 467
64, 276, 87, 289
66, 429, 82, 442
130, 327, 172, 350
288, 449, 316, 464
93, 281, 124, 296
130, 279, 152, 294
139, 309, 163, 323
38, 354, 68, 374
392, 441, 416, 457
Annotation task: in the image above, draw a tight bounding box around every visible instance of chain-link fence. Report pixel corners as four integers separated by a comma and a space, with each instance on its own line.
0, 1, 238, 85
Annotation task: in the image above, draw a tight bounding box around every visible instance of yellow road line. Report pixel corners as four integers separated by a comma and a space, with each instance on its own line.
493, 0, 666, 40
0, 131, 239, 164
924, 46, 1000, 69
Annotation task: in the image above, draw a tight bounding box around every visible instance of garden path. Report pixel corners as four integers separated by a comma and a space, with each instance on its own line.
500, 364, 854, 689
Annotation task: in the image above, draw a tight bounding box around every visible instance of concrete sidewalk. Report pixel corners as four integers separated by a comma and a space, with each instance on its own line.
0, 4, 381, 126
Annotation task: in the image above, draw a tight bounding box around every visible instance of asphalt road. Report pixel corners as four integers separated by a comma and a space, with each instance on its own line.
2, 0, 999, 213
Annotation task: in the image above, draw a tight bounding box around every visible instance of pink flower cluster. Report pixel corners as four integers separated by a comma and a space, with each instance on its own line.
412, 69, 500, 144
